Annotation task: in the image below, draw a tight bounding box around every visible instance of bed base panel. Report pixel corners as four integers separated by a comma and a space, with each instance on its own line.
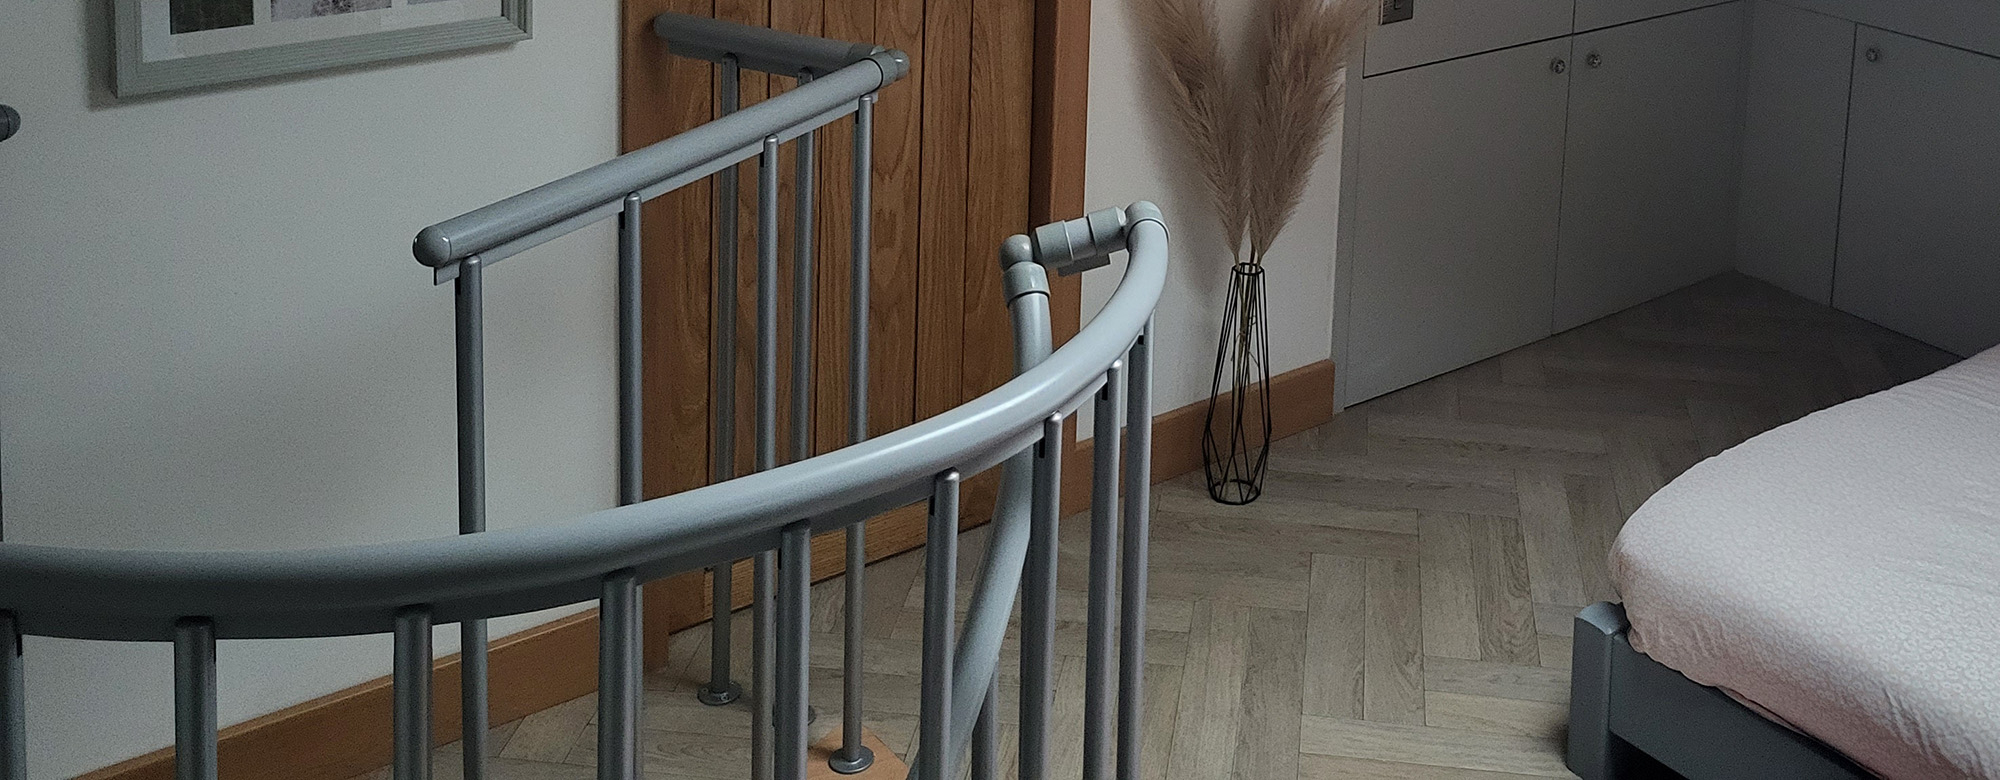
1567, 602, 1875, 780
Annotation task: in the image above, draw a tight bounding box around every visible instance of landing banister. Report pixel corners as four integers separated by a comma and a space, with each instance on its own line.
0, 205, 1166, 644
412, 50, 907, 271
653, 11, 883, 76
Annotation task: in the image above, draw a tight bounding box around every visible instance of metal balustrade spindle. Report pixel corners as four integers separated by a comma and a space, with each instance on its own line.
172, 619, 218, 780
752, 134, 783, 780
777, 523, 813, 779
1020, 413, 1063, 780
619, 194, 645, 508
393, 608, 434, 780
599, 572, 642, 780
792, 71, 817, 467
1084, 360, 1125, 780
1118, 326, 1153, 780
918, 470, 962, 780
832, 91, 878, 776
1, 612, 20, 780
702, 54, 746, 710
453, 253, 491, 780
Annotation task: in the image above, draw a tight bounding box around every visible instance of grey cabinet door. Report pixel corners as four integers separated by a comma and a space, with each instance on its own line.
1575, 0, 1735, 33
1343, 39, 1573, 404
1834, 31, 2000, 356
1735, 0, 1854, 304
1554, 2, 1747, 331
1363, 0, 1574, 76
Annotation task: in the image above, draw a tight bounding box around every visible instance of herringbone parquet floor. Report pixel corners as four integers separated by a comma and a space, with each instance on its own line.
354, 274, 1958, 779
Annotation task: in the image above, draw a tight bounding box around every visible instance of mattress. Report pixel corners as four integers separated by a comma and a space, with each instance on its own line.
1611, 346, 2000, 780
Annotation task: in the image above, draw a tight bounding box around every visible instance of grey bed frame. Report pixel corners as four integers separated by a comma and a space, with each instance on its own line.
1566, 602, 1876, 780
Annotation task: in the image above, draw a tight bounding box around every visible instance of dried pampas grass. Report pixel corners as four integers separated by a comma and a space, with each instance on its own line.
1132, 0, 1246, 260
1131, 0, 1370, 265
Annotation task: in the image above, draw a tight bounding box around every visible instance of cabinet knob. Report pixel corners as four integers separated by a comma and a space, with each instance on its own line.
1585, 52, 1603, 69
1864, 47, 1882, 63
1550, 57, 1568, 74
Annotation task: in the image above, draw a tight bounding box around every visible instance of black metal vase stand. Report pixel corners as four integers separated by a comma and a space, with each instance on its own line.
1202, 262, 1273, 505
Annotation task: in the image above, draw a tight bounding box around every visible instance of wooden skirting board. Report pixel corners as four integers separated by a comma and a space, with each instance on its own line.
84, 360, 1334, 780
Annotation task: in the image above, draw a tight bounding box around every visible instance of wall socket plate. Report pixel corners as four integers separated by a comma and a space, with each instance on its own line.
1381, 0, 1413, 24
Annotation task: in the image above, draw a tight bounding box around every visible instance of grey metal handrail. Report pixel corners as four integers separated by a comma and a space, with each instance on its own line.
0, 15, 1165, 780
0, 209, 1164, 639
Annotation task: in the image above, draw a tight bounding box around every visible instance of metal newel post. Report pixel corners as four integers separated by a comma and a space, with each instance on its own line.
599, 572, 642, 780
777, 523, 813, 780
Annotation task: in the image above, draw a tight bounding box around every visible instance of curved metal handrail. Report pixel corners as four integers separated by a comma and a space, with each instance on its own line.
0, 204, 1165, 640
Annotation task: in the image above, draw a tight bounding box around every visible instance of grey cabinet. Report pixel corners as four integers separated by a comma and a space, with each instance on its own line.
1342, 39, 1574, 403
1576, 0, 1735, 33
1832, 30, 2000, 356
1554, 1, 1748, 330
1363, 0, 1573, 76
1734, 0, 1854, 304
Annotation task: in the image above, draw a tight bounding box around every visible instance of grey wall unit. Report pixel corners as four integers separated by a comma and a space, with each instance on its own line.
1343, 40, 1573, 403
1777, 0, 2000, 59
1363, 1, 1573, 76
1555, 2, 1748, 331
1575, 0, 1733, 32
1735, 0, 1853, 305
1832, 30, 2000, 357
1338, 2, 1748, 405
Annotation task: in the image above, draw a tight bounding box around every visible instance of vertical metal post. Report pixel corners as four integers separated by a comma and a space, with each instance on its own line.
971, 679, 999, 780
1117, 328, 1153, 780
752, 550, 777, 780
1019, 414, 1063, 780
1083, 361, 1124, 780
777, 523, 812, 780
790, 71, 818, 466
453, 256, 490, 779
618, 194, 645, 508
917, 470, 961, 780
757, 135, 782, 475
702, 55, 746, 709
393, 608, 434, 780
172, 619, 218, 780
600, 572, 642, 780
750, 134, 783, 780
0, 613, 20, 780
831, 92, 877, 777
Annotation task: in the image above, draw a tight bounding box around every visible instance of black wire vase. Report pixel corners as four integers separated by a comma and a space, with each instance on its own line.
1202, 263, 1273, 505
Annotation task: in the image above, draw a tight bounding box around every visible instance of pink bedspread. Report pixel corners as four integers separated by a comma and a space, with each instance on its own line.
1612, 346, 2000, 780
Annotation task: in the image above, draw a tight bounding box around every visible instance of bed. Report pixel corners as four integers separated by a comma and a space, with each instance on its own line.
1567, 345, 2000, 779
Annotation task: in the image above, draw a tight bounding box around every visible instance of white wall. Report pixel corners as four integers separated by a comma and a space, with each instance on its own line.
1082, 0, 1344, 418
0, 4, 621, 776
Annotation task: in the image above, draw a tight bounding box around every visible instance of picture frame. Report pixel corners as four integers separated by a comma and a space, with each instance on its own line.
112, 0, 532, 97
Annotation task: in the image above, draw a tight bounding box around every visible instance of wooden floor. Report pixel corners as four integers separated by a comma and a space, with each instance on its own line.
353, 275, 1957, 779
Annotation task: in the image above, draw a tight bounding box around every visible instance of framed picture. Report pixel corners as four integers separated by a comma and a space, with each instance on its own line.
112, 0, 531, 97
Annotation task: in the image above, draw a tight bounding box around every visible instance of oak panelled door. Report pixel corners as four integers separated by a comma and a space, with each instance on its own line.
618, 0, 1089, 645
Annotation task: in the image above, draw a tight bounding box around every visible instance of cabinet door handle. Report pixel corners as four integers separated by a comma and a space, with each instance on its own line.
1550, 57, 1568, 74
1585, 52, 1603, 69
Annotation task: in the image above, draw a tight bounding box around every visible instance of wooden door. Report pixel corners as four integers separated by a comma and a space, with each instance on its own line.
1341, 39, 1573, 405
617, 0, 1087, 646
1553, 2, 1746, 332
1834, 29, 2000, 356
